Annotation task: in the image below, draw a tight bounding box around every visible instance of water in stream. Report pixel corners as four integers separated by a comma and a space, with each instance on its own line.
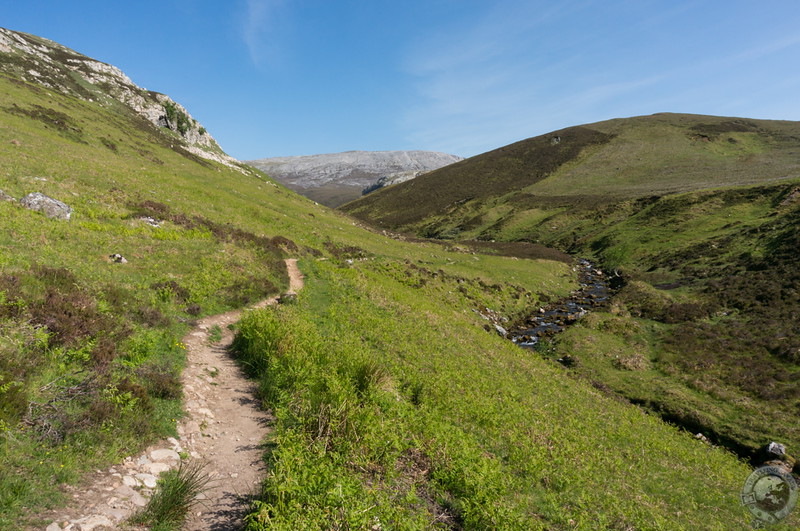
511, 259, 613, 348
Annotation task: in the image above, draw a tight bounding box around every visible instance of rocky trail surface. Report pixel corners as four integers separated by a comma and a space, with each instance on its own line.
40, 259, 304, 531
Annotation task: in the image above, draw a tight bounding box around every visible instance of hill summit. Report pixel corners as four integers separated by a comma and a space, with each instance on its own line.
342, 113, 800, 233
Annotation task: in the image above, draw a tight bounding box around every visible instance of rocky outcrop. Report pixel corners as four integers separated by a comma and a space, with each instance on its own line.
0, 27, 244, 172
246, 150, 462, 207
361, 170, 427, 195
20, 192, 72, 220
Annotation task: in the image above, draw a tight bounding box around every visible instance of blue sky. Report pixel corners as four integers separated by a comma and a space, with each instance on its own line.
2, 1, 800, 159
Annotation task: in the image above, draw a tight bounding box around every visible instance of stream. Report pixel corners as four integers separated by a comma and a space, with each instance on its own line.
511, 259, 614, 349
507, 261, 792, 466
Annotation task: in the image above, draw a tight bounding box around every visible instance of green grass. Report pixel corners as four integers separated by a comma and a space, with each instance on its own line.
207, 324, 223, 344
409, 182, 800, 462
0, 66, 299, 526
0, 58, 577, 527
232, 258, 784, 529
130, 460, 211, 530
341, 111, 800, 467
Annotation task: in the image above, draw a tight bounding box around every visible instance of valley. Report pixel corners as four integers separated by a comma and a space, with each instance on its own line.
344, 114, 800, 473
0, 27, 797, 530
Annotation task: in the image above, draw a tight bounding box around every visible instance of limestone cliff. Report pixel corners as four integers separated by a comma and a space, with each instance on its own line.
0, 27, 242, 171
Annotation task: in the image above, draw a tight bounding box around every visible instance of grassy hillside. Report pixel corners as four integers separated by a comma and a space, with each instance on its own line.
234, 259, 760, 529
342, 113, 800, 466
0, 35, 575, 527
0, 33, 793, 529
342, 113, 800, 235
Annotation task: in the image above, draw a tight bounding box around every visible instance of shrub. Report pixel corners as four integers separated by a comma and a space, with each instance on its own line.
616, 280, 671, 320
130, 460, 210, 530
136, 363, 182, 400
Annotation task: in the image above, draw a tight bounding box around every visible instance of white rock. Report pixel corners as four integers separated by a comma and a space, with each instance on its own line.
150, 448, 180, 462
135, 473, 158, 488
100, 506, 129, 522
19, 192, 72, 220
130, 491, 148, 507
114, 485, 136, 497
114, 484, 147, 507
46, 523, 62, 531
74, 514, 114, 531
144, 462, 171, 475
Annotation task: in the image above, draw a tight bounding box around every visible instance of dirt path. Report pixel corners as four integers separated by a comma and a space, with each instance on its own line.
181, 258, 303, 530
41, 259, 303, 531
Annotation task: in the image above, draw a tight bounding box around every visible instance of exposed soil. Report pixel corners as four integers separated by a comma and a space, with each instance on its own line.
39, 259, 303, 531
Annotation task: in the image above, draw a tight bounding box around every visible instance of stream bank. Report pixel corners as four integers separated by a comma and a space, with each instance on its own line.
504, 259, 795, 469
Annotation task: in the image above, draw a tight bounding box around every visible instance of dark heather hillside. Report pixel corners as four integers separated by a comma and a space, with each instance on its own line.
343, 113, 800, 461
343, 113, 800, 232
343, 126, 614, 228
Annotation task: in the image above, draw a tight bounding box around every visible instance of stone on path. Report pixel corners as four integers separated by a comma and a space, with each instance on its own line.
72, 514, 114, 530
150, 448, 180, 462
134, 473, 158, 488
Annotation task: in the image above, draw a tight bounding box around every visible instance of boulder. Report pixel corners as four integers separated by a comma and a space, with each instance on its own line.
19, 192, 72, 220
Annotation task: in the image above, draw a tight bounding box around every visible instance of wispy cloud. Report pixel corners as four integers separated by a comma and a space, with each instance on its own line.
400, 1, 639, 156
730, 34, 800, 64
241, 0, 286, 67
399, 1, 800, 157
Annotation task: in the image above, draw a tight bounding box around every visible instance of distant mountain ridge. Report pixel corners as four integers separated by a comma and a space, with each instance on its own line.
246, 150, 463, 207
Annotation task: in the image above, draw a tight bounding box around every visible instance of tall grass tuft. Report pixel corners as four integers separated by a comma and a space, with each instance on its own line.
129, 460, 210, 530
